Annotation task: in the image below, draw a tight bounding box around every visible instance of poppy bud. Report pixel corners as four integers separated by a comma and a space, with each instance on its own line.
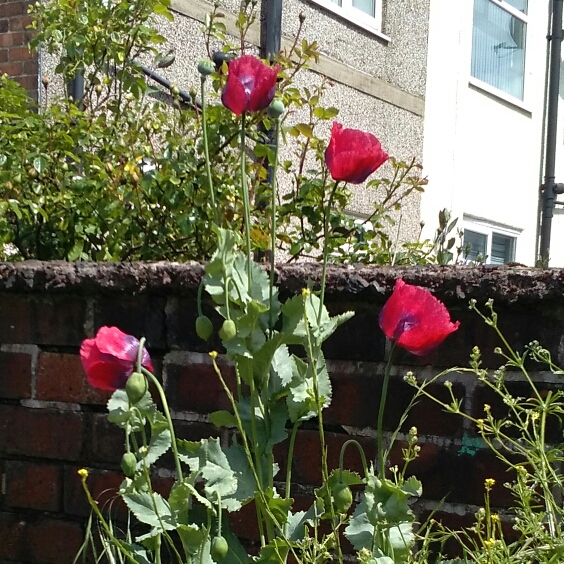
198, 59, 215, 77
121, 452, 137, 478
126, 371, 147, 404
196, 315, 213, 341
219, 319, 237, 342
267, 98, 285, 118
210, 536, 228, 561
332, 482, 353, 513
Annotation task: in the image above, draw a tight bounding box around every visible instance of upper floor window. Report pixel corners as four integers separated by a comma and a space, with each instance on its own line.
311, 0, 384, 37
471, 0, 528, 100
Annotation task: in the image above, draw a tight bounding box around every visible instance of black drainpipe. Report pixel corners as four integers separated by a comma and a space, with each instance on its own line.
258, 0, 283, 224
539, 0, 564, 264
262, 0, 283, 62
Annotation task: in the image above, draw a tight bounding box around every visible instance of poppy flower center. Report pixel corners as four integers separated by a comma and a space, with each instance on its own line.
239, 74, 255, 96
393, 312, 419, 340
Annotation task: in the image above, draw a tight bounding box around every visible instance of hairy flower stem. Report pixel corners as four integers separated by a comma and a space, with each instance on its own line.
339, 439, 369, 481
304, 300, 343, 563
378, 344, 396, 477
240, 113, 253, 291
139, 364, 184, 481
317, 181, 340, 324
200, 75, 219, 226
269, 117, 281, 333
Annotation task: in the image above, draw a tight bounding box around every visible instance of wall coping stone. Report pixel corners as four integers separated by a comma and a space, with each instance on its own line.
0, 262, 563, 305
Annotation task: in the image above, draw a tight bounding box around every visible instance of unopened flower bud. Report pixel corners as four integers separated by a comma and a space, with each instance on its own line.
267, 98, 285, 118
170, 84, 180, 97
299, 12, 306, 23
41, 75, 50, 88
198, 59, 215, 77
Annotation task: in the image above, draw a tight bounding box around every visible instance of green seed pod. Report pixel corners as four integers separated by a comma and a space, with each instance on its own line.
219, 319, 237, 342
210, 535, 229, 562
267, 98, 285, 118
196, 315, 214, 341
125, 371, 147, 404
121, 452, 137, 478
198, 59, 215, 77
332, 481, 353, 514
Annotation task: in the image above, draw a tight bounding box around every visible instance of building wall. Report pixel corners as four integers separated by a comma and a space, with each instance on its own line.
37, 0, 429, 246
2, 262, 564, 562
421, 0, 550, 265
0, 0, 38, 101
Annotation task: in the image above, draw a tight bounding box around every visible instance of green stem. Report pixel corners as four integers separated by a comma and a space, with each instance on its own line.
285, 421, 300, 501
240, 112, 253, 291
141, 366, 184, 481
197, 280, 205, 317
317, 181, 341, 325
338, 439, 369, 481
269, 117, 281, 333
200, 75, 218, 226
378, 343, 396, 477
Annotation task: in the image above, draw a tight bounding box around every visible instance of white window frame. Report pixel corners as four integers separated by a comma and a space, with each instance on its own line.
469, 0, 529, 109
462, 215, 521, 265
309, 0, 389, 41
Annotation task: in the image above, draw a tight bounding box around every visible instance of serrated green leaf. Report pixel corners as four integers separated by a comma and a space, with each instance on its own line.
210, 410, 237, 428
122, 491, 175, 531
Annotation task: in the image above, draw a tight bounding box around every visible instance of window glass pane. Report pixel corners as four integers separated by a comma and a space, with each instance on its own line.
472, 0, 526, 100
352, 0, 375, 17
490, 233, 515, 264
504, 0, 527, 14
464, 230, 488, 262
331, 0, 342, 5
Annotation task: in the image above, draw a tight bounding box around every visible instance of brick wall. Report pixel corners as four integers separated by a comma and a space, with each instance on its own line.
0, 0, 38, 101
1, 262, 564, 563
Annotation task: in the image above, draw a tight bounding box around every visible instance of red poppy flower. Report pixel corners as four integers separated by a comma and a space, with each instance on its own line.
80, 326, 153, 391
221, 55, 279, 116
325, 122, 389, 184
379, 279, 460, 356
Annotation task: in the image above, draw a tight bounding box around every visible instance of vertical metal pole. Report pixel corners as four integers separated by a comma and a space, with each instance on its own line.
539, 0, 563, 263
262, 0, 283, 61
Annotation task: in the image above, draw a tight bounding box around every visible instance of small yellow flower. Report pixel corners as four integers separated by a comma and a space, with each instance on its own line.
485, 478, 496, 490
301, 288, 311, 297
476, 418, 484, 428
483, 538, 496, 549
484, 404, 491, 413
78, 468, 89, 479
491, 514, 500, 522
209, 351, 218, 359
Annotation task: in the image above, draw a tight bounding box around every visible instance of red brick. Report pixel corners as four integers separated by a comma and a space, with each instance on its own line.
0, 60, 23, 76
9, 46, 33, 62
11, 76, 37, 90
0, 2, 30, 18
0, 49, 8, 63
0, 405, 84, 460
0, 350, 32, 399
64, 466, 125, 519
0, 19, 8, 33
281, 429, 376, 486
4, 461, 62, 512
0, 294, 87, 346
36, 352, 111, 405
9, 14, 32, 31
0, 512, 83, 563
0, 31, 23, 47
22, 57, 37, 74
165, 358, 237, 414
64, 466, 174, 520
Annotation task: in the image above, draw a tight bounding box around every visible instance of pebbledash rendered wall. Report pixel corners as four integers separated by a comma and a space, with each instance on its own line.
2, 262, 564, 562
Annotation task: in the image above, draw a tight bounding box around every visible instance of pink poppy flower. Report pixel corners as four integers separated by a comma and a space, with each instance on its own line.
80, 326, 153, 390
221, 55, 279, 116
379, 279, 460, 356
325, 122, 389, 184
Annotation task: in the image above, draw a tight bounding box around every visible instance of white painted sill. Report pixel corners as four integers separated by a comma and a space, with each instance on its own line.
308, 0, 391, 43
468, 76, 532, 115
